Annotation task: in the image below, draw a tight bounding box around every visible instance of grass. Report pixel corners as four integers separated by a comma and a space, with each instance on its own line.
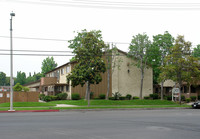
0, 100, 191, 111
48, 99, 178, 106
0, 102, 56, 107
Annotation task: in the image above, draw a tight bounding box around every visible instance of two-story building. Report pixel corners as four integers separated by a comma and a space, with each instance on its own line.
25, 49, 153, 99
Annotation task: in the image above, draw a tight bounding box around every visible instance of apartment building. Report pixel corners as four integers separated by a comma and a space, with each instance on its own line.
25, 49, 153, 99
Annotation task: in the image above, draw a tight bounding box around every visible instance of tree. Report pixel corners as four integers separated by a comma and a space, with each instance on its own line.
128, 33, 151, 99
148, 31, 174, 100
159, 35, 200, 104
67, 30, 107, 106
41, 57, 57, 76
105, 45, 122, 100
193, 44, 200, 58
0, 72, 6, 86
13, 83, 23, 91
15, 71, 26, 85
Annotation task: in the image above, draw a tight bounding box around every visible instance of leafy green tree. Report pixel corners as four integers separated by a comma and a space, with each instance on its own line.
193, 44, 200, 58
159, 35, 200, 104
105, 45, 122, 100
67, 30, 107, 106
0, 72, 6, 86
128, 33, 151, 99
13, 83, 23, 91
148, 31, 174, 100
41, 57, 57, 76
15, 71, 26, 85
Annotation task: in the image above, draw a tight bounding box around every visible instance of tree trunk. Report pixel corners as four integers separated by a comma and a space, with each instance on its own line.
189, 84, 191, 98
161, 81, 164, 100
106, 69, 110, 100
85, 81, 88, 100
87, 82, 90, 107
178, 77, 182, 105
140, 60, 144, 99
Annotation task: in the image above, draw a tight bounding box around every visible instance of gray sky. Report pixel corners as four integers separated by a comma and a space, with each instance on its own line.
1, 0, 200, 77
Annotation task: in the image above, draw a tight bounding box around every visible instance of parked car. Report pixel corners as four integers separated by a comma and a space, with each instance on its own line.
192, 101, 200, 108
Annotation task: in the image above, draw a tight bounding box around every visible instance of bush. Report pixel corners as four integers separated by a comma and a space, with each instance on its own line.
198, 95, 200, 100
119, 96, 126, 100
126, 94, 132, 100
181, 95, 185, 101
90, 92, 94, 99
186, 98, 191, 103
72, 93, 80, 100
43, 96, 52, 102
165, 95, 172, 100
132, 96, 139, 100
99, 94, 106, 99
22, 87, 30, 92
56, 93, 67, 100
39, 94, 45, 100
109, 97, 115, 100
49, 95, 57, 101
190, 96, 197, 101
112, 92, 121, 100
144, 96, 150, 100
149, 94, 159, 100
13, 83, 23, 91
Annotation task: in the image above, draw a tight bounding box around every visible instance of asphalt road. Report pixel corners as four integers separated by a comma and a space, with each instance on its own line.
0, 109, 200, 139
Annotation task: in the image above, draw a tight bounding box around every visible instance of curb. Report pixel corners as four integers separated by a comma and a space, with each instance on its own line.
0, 107, 192, 113
0, 109, 59, 113
59, 107, 191, 112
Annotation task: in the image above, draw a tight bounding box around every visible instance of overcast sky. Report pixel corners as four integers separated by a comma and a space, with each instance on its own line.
1, 0, 200, 77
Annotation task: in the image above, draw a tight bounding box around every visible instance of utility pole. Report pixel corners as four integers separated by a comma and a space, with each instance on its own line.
9, 12, 15, 111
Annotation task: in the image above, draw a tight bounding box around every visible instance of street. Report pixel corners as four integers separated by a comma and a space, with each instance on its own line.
0, 109, 200, 139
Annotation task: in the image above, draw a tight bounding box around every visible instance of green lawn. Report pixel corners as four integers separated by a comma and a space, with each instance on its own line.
48, 99, 178, 106
0, 102, 56, 107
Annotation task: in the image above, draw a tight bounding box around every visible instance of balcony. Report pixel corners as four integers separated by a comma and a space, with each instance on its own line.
41, 77, 57, 86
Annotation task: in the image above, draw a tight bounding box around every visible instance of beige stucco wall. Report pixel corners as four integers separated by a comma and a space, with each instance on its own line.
162, 80, 175, 87
112, 52, 153, 98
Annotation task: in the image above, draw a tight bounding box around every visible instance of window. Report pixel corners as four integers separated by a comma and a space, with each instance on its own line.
61, 68, 64, 75
0, 93, 3, 97
66, 66, 70, 73
66, 85, 69, 92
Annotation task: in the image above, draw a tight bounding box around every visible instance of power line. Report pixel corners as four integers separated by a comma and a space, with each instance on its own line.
4, 0, 200, 10
0, 35, 129, 45
0, 49, 72, 53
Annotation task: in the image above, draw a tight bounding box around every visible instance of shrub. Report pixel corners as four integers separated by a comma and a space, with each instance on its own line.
22, 87, 30, 92
126, 94, 132, 100
39, 94, 45, 100
186, 98, 191, 103
181, 95, 185, 101
119, 96, 126, 100
109, 97, 115, 100
149, 94, 159, 99
99, 94, 106, 99
49, 95, 57, 101
132, 96, 139, 100
198, 95, 200, 100
165, 95, 172, 100
13, 83, 23, 91
43, 96, 52, 102
56, 93, 67, 100
90, 92, 94, 99
112, 92, 121, 100
72, 93, 80, 100
144, 96, 150, 100
190, 96, 197, 101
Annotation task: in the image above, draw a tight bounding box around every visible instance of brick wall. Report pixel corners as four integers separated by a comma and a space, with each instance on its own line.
0, 92, 39, 103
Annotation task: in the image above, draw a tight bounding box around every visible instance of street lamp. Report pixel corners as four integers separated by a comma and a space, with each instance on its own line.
9, 12, 15, 111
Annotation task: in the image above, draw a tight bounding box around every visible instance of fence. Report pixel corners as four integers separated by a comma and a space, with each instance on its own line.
0, 91, 39, 103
